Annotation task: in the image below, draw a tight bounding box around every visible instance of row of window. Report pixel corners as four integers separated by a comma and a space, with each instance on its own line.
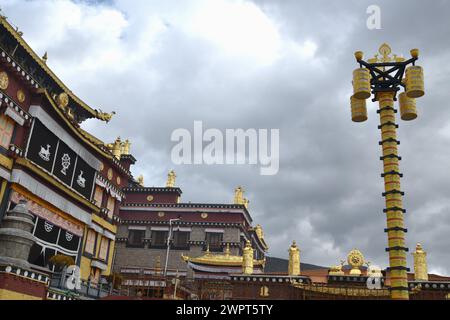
84, 229, 111, 262
93, 185, 116, 220
127, 230, 224, 251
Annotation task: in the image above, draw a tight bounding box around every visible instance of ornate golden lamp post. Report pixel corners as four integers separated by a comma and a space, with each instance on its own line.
350, 43, 425, 300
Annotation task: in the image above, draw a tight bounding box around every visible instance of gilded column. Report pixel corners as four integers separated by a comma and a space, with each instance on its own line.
412, 243, 428, 281
378, 92, 409, 300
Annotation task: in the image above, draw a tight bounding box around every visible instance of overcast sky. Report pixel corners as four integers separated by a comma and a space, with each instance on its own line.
2, 0, 450, 274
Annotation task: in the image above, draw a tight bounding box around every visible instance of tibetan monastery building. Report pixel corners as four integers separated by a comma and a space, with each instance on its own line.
0, 15, 132, 300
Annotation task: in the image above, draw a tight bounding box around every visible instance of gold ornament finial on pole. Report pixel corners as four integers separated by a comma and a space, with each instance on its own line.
354, 51, 364, 61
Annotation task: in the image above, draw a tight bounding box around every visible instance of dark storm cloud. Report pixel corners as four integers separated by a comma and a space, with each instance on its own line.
1, 0, 449, 274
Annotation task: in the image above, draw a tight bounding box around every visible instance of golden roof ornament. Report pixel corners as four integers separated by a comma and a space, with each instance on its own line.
288, 240, 301, 276
110, 137, 122, 159
0, 71, 9, 90
95, 109, 116, 123
255, 224, 264, 240
42, 51, 48, 64
234, 186, 249, 208
181, 243, 264, 268
57, 92, 69, 109
166, 170, 176, 188
121, 139, 131, 155
137, 174, 144, 187
347, 249, 365, 276
412, 243, 428, 281
225, 243, 231, 256
242, 240, 254, 275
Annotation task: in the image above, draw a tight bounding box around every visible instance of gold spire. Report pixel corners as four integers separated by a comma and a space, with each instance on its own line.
137, 174, 144, 187
225, 243, 231, 256
111, 137, 122, 159
166, 170, 176, 188
288, 240, 301, 276
412, 243, 428, 281
242, 240, 254, 275
121, 139, 131, 155
234, 186, 249, 208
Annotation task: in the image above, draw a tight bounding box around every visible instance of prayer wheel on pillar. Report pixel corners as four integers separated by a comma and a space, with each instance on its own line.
350, 96, 368, 122
399, 92, 418, 121
352, 68, 371, 99
405, 66, 425, 98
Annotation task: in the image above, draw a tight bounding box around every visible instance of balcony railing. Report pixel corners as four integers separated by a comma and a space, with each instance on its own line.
49, 271, 118, 299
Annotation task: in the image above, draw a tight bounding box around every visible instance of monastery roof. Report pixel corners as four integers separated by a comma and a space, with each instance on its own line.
0, 17, 113, 122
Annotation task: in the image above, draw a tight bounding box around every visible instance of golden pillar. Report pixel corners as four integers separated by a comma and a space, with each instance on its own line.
288, 241, 300, 276
377, 91, 409, 299
412, 243, 428, 281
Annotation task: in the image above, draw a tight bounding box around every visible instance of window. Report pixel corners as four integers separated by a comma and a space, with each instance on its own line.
151, 231, 168, 248
127, 229, 145, 248
93, 186, 103, 207
98, 237, 110, 261
84, 229, 97, 255
205, 232, 223, 252
0, 114, 14, 149
172, 231, 190, 250
90, 268, 101, 286
106, 196, 115, 219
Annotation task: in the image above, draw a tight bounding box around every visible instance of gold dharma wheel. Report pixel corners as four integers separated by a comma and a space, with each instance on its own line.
347, 249, 365, 268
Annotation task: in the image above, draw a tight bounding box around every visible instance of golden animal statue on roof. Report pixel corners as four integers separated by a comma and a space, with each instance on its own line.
95, 109, 116, 123
234, 186, 249, 208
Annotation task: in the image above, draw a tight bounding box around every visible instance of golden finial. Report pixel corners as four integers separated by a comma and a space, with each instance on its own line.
379, 43, 392, 62
234, 186, 249, 208
15, 26, 23, 37
42, 52, 48, 64
412, 242, 428, 281
242, 240, 254, 275
354, 51, 364, 61
166, 170, 176, 188
137, 174, 144, 187
205, 244, 211, 255
225, 243, 231, 256
410, 48, 419, 59
288, 240, 300, 276
111, 137, 122, 159
121, 139, 131, 155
